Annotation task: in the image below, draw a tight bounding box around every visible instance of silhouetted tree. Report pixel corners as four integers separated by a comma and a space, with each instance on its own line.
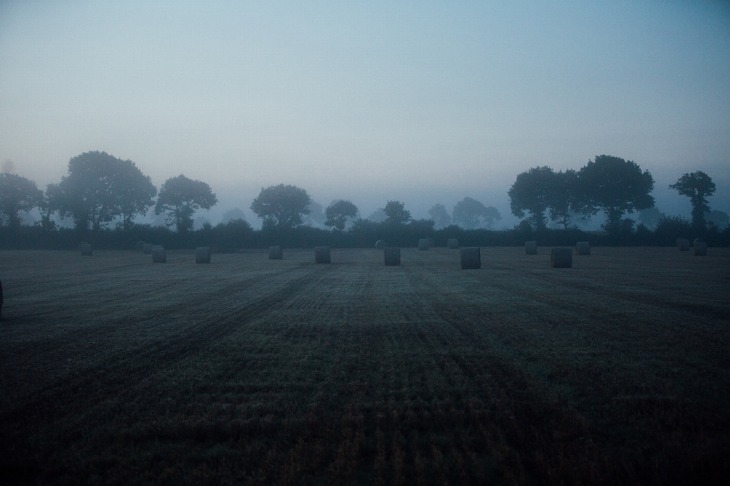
452, 197, 501, 229
50, 151, 156, 232
578, 155, 654, 234
637, 207, 664, 230
250, 184, 311, 228
428, 204, 451, 229
304, 200, 326, 228
155, 174, 217, 232
0, 173, 43, 229
383, 200, 411, 225
670, 171, 716, 231
548, 169, 581, 229
508, 166, 554, 229
705, 209, 728, 230
325, 200, 359, 231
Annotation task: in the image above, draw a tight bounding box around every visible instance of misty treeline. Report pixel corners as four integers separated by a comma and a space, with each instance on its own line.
1, 151, 728, 250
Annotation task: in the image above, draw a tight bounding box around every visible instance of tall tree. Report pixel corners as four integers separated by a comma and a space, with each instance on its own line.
155, 174, 217, 232
250, 184, 311, 228
0, 173, 43, 228
508, 166, 555, 230
548, 169, 581, 229
578, 155, 654, 234
428, 204, 451, 229
325, 200, 359, 231
51, 151, 156, 232
383, 200, 411, 225
669, 171, 716, 231
452, 197, 501, 229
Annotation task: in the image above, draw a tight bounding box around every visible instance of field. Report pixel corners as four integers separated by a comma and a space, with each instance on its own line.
0, 246, 728, 484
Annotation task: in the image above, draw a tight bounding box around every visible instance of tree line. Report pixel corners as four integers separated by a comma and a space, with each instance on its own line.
0, 151, 727, 249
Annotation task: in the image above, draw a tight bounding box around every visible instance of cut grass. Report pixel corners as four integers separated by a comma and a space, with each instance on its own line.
0, 247, 728, 484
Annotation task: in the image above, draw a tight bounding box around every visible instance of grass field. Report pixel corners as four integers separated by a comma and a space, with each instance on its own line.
1, 247, 728, 484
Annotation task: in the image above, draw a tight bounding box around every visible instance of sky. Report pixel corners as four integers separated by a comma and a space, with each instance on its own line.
1, 0, 729, 227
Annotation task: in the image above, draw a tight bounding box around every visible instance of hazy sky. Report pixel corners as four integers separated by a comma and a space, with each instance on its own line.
1, 1, 729, 226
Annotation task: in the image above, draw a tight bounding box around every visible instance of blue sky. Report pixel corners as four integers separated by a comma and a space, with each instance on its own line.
1, 1, 728, 226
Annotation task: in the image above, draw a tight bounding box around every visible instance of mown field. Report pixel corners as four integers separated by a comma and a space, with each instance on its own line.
0, 246, 728, 485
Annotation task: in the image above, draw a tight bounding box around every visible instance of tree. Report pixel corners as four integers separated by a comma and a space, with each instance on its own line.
669, 171, 716, 231
155, 174, 217, 232
51, 151, 156, 232
250, 184, 311, 228
452, 197, 501, 229
548, 169, 581, 229
383, 200, 411, 225
0, 173, 43, 228
705, 209, 728, 230
637, 207, 664, 230
325, 200, 359, 231
428, 204, 451, 229
577, 155, 654, 234
508, 166, 555, 230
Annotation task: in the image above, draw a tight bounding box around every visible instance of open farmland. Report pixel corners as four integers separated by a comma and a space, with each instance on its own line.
0, 247, 728, 484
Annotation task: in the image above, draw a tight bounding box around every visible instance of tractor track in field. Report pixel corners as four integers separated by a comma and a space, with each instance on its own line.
0, 264, 333, 439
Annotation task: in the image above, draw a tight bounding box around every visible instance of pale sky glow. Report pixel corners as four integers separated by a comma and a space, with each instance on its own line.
1, 1, 729, 225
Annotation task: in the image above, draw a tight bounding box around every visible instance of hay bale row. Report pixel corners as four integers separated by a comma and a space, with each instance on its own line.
195, 247, 211, 264
460, 247, 481, 269
152, 245, 166, 263
384, 247, 401, 266
575, 241, 590, 255
269, 246, 283, 260
676, 238, 690, 251
551, 248, 572, 268
525, 240, 537, 255
79, 242, 92, 256
418, 238, 429, 251
315, 246, 331, 264
447, 238, 459, 249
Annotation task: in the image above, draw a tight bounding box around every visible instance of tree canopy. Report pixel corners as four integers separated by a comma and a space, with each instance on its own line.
383, 200, 411, 225
452, 197, 501, 229
0, 173, 43, 228
577, 155, 654, 234
250, 184, 311, 228
508, 166, 555, 230
50, 151, 157, 232
155, 174, 217, 232
670, 171, 716, 231
428, 204, 451, 229
325, 200, 359, 231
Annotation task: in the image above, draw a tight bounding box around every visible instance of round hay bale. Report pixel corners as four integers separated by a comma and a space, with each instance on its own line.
375, 240, 387, 249
79, 242, 92, 256
195, 247, 211, 264
525, 240, 538, 255
576, 241, 590, 255
143, 243, 153, 254
676, 238, 690, 251
152, 245, 166, 263
460, 247, 481, 269
418, 238, 429, 251
268, 245, 283, 260
315, 246, 331, 264
384, 247, 401, 266
447, 238, 459, 249
693, 239, 707, 256
551, 248, 573, 268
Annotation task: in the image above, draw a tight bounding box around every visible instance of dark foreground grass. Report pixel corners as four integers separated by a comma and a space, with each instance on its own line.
0, 247, 728, 484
